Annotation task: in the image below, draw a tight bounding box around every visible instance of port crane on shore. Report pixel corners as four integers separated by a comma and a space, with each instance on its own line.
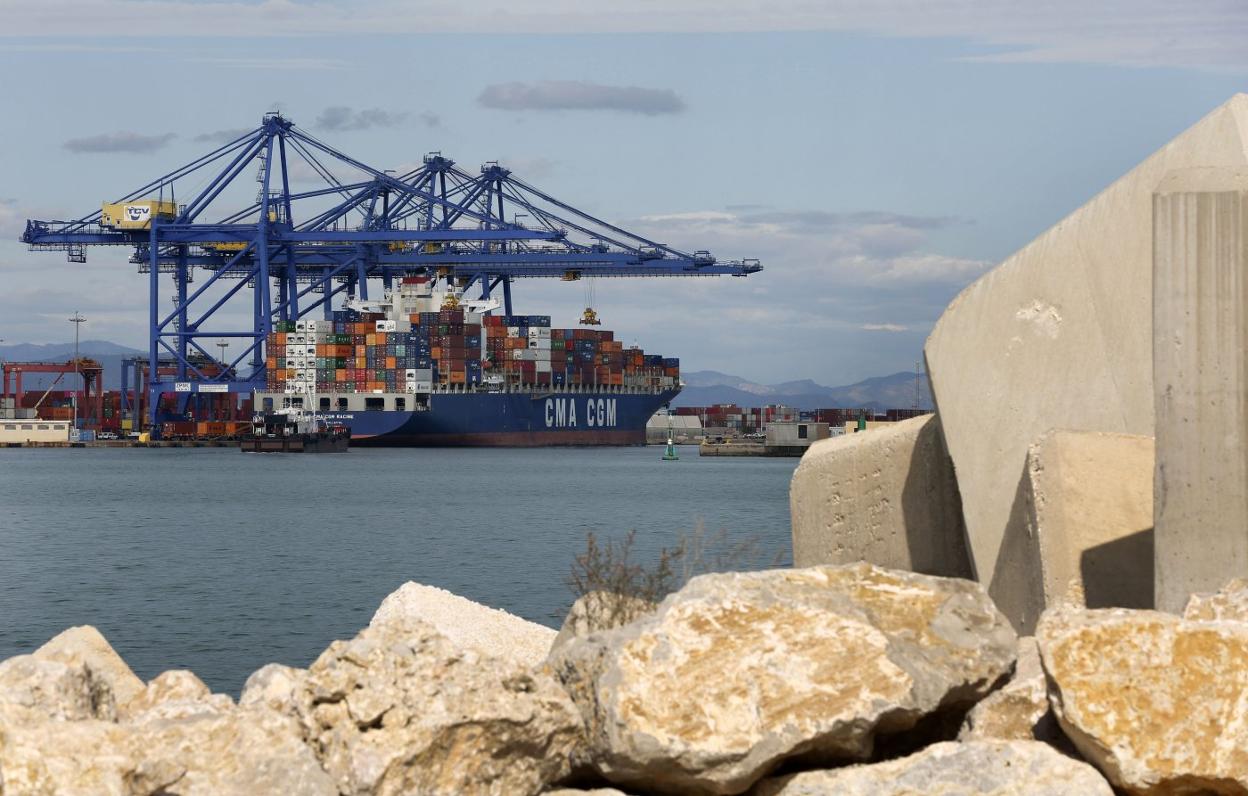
21, 113, 761, 435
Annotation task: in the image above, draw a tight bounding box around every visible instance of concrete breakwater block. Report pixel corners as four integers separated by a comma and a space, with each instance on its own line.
1153, 167, 1248, 613
924, 94, 1248, 592
789, 414, 972, 578
990, 430, 1154, 634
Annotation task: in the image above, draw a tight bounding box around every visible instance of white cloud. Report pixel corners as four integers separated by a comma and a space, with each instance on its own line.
316, 106, 407, 132
192, 127, 254, 144
479, 81, 686, 115
861, 323, 909, 332
63, 131, 177, 154
1, 1, 1244, 72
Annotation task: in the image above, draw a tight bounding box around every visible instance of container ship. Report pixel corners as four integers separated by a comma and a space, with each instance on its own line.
256, 277, 681, 446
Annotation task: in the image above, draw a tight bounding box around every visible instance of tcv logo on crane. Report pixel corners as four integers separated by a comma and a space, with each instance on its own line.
124, 205, 152, 224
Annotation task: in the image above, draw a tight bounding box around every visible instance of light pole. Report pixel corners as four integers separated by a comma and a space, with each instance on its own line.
69, 312, 85, 438
216, 340, 229, 421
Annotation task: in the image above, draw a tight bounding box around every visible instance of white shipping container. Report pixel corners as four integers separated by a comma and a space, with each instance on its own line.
534, 349, 552, 361
404, 369, 417, 380
465, 312, 482, 324
536, 361, 552, 373
413, 381, 432, 393
413, 369, 433, 380
506, 327, 520, 338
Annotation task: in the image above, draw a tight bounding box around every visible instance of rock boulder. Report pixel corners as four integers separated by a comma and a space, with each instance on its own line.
299, 616, 583, 796
550, 563, 1016, 795
749, 740, 1112, 795
370, 581, 557, 668
1039, 605, 1248, 793
958, 637, 1059, 745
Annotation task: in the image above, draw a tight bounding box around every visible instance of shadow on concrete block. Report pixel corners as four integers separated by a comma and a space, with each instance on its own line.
1081, 528, 1153, 610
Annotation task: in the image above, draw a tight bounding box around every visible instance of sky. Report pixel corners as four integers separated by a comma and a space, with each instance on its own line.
0, 0, 1245, 385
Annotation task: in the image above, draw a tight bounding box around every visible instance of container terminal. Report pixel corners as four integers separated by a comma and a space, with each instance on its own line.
16, 113, 762, 445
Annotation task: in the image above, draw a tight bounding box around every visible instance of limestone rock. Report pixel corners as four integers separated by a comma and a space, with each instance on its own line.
789, 414, 971, 578
299, 616, 584, 796
543, 790, 633, 796
0, 654, 117, 721
925, 94, 1248, 592
0, 702, 334, 796
991, 430, 1154, 634
550, 563, 1017, 795
750, 740, 1113, 795
370, 581, 557, 667
958, 637, 1059, 744
1039, 605, 1248, 793
0, 704, 162, 796
1184, 578, 1248, 621
137, 706, 337, 795
240, 662, 306, 718
549, 591, 658, 656
121, 669, 234, 722
31, 626, 145, 709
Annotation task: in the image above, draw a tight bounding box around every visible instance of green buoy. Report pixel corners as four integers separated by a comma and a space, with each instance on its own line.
662, 411, 679, 461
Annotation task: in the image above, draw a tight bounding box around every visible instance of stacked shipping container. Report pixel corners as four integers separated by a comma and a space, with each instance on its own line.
264, 309, 679, 394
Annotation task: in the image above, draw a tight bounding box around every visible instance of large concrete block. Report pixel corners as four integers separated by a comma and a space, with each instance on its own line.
925, 94, 1248, 588
1154, 167, 1248, 613
991, 430, 1154, 633
789, 413, 972, 577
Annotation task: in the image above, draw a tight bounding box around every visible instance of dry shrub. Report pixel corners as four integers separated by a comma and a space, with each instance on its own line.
565, 520, 784, 633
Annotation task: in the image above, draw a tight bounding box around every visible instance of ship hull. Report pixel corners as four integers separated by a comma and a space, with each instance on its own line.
310, 389, 680, 447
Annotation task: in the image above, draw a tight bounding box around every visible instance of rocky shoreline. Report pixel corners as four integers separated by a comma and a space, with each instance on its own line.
4, 566, 1247, 795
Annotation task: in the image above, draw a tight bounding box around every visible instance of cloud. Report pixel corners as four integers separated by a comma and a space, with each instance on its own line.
417, 111, 441, 129
316, 106, 407, 132
192, 127, 253, 144
1, 1, 1243, 73
478, 81, 686, 115
63, 131, 177, 154
861, 323, 909, 332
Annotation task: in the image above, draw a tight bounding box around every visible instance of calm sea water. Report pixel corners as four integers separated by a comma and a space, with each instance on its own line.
0, 446, 796, 693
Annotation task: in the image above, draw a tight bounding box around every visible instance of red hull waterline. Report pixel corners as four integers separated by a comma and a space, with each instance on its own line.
351, 429, 646, 447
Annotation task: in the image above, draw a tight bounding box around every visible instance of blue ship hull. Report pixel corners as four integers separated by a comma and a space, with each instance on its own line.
313, 389, 680, 446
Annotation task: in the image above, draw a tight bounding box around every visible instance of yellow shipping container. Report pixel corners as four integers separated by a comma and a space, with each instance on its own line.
100, 200, 177, 230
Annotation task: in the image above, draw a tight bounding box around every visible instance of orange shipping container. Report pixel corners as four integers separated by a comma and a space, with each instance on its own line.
450, 372, 466, 384
276, 332, 287, 345
376, 332, 386, 345
385, 356, 396, 369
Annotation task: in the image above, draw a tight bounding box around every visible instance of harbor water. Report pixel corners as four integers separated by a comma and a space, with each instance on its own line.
0, 446, 796, 693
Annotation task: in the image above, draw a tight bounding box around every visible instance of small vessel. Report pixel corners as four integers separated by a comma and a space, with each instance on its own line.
240, 408, 349, 453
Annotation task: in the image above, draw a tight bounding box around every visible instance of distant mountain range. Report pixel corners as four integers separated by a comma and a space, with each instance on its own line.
674, 370, 933, 412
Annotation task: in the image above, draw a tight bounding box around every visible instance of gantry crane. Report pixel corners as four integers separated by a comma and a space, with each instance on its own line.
21, 113, 761, 435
